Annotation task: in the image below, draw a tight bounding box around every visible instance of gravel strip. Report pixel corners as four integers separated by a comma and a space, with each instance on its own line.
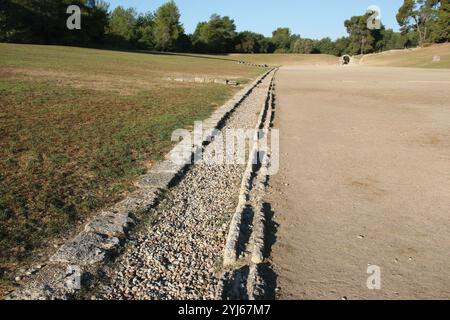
99, 73, 275, 300
216, 75, 277, 300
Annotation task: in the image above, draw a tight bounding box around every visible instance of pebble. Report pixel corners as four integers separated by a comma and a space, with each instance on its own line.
98, 76, 273, 300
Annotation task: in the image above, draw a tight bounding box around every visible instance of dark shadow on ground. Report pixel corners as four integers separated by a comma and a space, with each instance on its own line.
136, 50, 241, 63
260, 202, 279, 300
262, 202, 278, 259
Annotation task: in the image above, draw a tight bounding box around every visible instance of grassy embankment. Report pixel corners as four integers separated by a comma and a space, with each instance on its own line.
0, 43, 266, 292
360, 43, 450, 69
229, 43, 450, 69
228, 53, 340, 66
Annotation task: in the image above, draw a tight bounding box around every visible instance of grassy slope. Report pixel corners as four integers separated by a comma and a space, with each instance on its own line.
229, 45, 450, 69
227, 53, 340, 66
361, 43, 450, 69
0, 43, 266, 291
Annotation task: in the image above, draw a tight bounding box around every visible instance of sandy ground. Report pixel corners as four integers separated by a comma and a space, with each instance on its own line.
267, 65, 450, 300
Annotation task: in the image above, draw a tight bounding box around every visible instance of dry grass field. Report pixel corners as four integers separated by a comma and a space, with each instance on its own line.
0, 43, 266, 291
360, 43, 450, 69
228, 53, 340, 66
228, 43, 450, 69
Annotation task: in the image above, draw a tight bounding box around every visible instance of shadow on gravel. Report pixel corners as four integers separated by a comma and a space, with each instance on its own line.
256, 263, 278, 300
262, 202, 278, 259
224, 265, 250, 300
236, 206, 255, 259
262, 202, 279, 299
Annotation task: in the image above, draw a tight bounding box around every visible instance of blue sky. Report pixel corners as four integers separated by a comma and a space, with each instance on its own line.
107, 0, 404, 39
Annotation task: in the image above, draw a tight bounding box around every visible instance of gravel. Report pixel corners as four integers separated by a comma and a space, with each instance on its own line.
99, 75, 274, 300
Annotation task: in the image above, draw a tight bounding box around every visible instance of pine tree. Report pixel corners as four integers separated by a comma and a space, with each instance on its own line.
434, 0, 450, 42
152, 0, 184, 51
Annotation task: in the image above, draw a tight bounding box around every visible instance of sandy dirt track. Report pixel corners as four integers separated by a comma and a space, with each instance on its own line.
268, 65, 450, 300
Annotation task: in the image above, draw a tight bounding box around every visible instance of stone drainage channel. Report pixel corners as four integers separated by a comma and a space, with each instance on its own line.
7, 68, 278, 300
100, 70, 278, 300
217, 73, 277, 300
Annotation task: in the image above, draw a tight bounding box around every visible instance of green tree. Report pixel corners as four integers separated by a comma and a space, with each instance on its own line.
107, 6, 137, 46
84, 1, 109, 43
291, 38, 315, 54
396, 0, 440, 46
314, 37, 339, 55
135, 12, 154, 49
235, 31, 261, 53
234, 32, 275, 53
259, 37, 276, 53
192, 14, 236, 53
0, 0, 108, 45
344, 14, 376, 55
332, 37, 350, 56
152, 0, 184, 51
433, 0, 450, 42
271, 27, 291, 52
191, 22, 209, 52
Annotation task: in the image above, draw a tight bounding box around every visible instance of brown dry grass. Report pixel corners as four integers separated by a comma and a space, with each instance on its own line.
228, 53, 340, 66
360, 43, 450, 69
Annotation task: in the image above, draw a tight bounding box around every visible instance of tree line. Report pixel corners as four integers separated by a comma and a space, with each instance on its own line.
1, 0, 448, 56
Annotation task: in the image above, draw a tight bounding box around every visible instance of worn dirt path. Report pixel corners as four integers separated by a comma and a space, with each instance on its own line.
268, 65, 450, 300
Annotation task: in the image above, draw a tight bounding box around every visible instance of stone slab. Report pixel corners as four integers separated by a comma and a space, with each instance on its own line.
50, 232, 120, 266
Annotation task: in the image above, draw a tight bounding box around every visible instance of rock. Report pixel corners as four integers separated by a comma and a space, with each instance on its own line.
136, 171, 178, 190
85, 211, 135, 238
50, 232, 120, 266
153, 160, 186, 174
214, 79, 228, 85
112, 188, 160, 214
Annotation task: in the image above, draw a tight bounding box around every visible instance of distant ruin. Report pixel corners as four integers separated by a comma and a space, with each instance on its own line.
341, 55, 351, 65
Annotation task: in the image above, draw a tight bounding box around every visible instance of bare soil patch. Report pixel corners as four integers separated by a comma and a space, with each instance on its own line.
268, 65, 450, 299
